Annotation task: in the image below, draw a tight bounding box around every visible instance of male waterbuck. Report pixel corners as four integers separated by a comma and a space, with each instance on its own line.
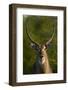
26, 27, 55, 74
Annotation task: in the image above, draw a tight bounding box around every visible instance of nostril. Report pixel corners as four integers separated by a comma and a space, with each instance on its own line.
40, 56, 43, 58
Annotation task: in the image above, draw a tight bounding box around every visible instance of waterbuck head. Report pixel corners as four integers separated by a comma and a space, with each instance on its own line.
26, 26, 55, 65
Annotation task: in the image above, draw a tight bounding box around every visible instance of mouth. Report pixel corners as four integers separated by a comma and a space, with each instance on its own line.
42, 59, 45, 64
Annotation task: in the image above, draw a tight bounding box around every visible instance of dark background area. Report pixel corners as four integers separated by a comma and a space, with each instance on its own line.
23, 15, 57, 74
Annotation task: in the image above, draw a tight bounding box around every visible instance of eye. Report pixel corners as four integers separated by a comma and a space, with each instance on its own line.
45, 45, 47, 49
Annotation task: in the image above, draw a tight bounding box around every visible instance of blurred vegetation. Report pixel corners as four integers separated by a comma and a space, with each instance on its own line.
23, 15, 57, 74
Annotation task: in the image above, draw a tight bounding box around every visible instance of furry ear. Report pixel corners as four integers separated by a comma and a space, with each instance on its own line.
30, 43, 35, 48
30, 43, 40, 50
45, 44, 51, 49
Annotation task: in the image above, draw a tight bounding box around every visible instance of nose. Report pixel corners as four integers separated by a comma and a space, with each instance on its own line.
40, 55, 43, 58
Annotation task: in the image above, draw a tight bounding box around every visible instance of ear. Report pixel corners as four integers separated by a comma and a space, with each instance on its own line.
45, 44, 51, 49
30, 43, 39, 50
30, 43, 35, 48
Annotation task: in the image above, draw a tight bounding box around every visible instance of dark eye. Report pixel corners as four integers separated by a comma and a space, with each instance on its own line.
45, 45, 47, 49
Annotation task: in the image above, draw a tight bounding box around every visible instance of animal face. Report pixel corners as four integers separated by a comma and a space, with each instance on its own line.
39, 45, 48, 65
31, 43, 47, 59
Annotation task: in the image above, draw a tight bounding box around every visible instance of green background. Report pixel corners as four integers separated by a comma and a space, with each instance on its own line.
23, 15, 57, 74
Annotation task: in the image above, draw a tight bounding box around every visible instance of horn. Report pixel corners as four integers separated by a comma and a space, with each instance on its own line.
26, 23, 40, 46
46, 28, 55, 45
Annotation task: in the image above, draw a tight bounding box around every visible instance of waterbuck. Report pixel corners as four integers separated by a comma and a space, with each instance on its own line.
26, 28, 55, 74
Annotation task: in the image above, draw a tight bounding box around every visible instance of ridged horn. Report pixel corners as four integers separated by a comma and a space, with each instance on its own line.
26, 24, 40, 46
46, 28, 55, 45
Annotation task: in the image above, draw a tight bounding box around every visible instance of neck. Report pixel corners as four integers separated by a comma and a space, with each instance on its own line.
41, 50, 52, 73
